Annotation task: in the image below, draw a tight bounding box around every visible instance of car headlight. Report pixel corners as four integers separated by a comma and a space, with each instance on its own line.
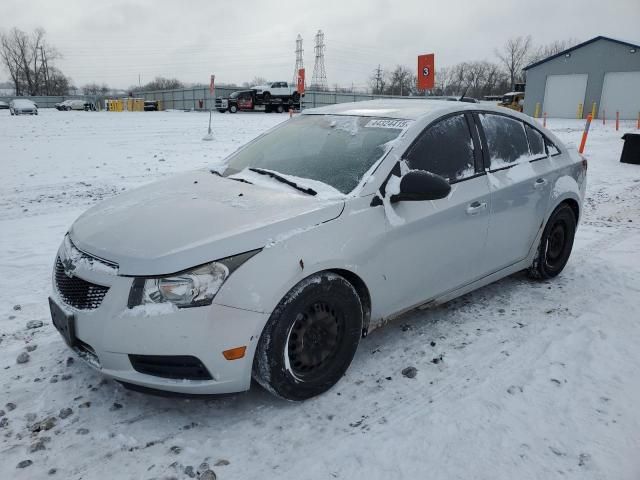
127, 250, 260, 309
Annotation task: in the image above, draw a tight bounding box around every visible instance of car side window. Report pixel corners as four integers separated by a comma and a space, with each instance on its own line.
546, 139, 560, 156
404, 114, 476, 183
524, 124, 546, 159
479, 113, 530, 169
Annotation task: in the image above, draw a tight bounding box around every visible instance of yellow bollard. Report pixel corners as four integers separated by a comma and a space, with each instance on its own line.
534, 102, 541, 119
591, 102, 597, 119
577, 103, 584, 119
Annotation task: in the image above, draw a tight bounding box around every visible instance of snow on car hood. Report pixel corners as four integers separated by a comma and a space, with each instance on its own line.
69, 169, 344, 276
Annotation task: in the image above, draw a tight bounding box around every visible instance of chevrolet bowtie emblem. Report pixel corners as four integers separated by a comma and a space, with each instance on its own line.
62, 258, 76, 278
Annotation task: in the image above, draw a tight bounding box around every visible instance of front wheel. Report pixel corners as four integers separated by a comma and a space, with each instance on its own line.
292, 91, 300, 102
253, 272, 363, 401
528, 203, 577, 279
229, 104, 238, 113
262, 92, 271, 102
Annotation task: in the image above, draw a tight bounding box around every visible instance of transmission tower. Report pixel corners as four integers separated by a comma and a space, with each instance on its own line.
293, 34, 305, 87
311, 30, 327, 91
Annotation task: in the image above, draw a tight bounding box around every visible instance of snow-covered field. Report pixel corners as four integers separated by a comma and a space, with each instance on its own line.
1, 108, 639, 480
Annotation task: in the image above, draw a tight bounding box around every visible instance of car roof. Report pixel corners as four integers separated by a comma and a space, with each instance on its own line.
302, 99, 489, 120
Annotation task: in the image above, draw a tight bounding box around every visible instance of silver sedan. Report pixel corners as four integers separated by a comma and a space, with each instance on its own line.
50, 100, 586, 400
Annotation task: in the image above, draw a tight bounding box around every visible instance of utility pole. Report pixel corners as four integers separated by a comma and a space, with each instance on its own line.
311, 30, 327, 91
293, 34, 305, 88
374, 64, 383, 94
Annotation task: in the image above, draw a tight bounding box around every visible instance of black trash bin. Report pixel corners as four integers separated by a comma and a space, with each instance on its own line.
621, 133, 640, 164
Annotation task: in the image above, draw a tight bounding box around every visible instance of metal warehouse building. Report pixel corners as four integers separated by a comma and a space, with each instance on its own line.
523, 36, 640, 119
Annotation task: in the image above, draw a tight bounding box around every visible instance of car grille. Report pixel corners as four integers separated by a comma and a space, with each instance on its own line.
55, 257, 110, 310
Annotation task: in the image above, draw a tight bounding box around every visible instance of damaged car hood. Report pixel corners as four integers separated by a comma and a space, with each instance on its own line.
69, 169, 344, 276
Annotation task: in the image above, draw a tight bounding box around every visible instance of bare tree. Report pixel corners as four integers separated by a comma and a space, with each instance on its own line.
495, 36, 532, 90
135, 77, 184, 92
0, 27, 67, 95
528, 38, 581, 64
385, 65, 415, 96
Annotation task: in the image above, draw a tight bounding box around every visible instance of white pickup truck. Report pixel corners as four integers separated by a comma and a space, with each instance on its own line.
250, 81, 301, 102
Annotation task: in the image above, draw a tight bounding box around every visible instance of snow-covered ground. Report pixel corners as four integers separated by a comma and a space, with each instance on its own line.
1, 109, 639, 480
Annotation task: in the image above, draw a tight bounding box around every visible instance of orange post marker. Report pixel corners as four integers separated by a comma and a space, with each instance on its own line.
543, 112, 547, 128
637, 112, 640, 130
616, 111, 620, 131
578, 114, 592, 154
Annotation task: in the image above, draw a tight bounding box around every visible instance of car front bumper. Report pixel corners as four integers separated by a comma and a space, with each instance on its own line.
50, 243, 269, 395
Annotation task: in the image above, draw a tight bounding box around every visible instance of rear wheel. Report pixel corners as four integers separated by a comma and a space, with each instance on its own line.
276, 104, 284, 114
528, 203, 577, 279
253, 272, 363, 400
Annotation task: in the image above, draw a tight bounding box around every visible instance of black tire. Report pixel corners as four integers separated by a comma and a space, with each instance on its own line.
528, 203, 577, 280
217, 109, 226, 113
253, 272, 363, 401
263, 92, 271, 102
229, 104, 238, 113
292, 91, 300, 102
276, 104, 284, 114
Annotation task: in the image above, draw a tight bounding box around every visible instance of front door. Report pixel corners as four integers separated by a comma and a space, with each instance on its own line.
381, 113, 492, 316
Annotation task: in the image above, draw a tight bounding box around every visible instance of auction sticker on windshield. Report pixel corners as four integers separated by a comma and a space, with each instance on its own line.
365, 119, 412, 129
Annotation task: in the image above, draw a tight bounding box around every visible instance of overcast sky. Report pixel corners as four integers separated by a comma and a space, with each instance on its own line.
2, 0, 639, 90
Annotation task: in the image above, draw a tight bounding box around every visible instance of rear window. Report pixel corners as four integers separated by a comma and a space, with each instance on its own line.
479, 113, 530, 169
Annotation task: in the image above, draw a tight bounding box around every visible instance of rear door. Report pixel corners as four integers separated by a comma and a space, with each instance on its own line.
475, 113, 552, 273
382, 113, 492, 314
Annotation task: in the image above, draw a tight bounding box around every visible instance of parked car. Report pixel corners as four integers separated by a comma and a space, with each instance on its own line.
49, 99, 586, 400
0, 100, 9, 110
251, 81, 301, 102
55, 99, 95, 111
144, 100, 159, 111
10, 99, 38, 115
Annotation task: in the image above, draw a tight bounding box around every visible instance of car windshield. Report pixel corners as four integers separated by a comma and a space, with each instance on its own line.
222, 115, 410, 194
230, 91, 239, 98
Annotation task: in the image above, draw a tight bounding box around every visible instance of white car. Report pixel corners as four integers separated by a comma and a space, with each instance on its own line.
55, 99, 91, 111
9, 99, 38, 115
50, 100, 586, 400
251, 81, 301, 102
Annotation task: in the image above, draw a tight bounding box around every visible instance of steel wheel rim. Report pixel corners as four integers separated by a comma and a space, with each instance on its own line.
287, 302, 344, 379
546, 220, 567, 266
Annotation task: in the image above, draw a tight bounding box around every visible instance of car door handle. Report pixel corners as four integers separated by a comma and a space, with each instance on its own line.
534, 178, 548, 188
466, 201, 487, 215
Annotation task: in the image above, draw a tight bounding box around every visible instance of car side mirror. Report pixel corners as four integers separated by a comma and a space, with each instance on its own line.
390, 170, 451, 203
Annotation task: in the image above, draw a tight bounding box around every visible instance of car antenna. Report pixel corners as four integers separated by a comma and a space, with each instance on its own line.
459, 87, 469, 102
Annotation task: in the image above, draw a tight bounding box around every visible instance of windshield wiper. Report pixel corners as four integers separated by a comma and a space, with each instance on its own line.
211, 169, 253, 184
249, 168, 317, 196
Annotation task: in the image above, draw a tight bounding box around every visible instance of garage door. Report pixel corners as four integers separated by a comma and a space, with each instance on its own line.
601, 71, 640, 120
542, 74, 588, 118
